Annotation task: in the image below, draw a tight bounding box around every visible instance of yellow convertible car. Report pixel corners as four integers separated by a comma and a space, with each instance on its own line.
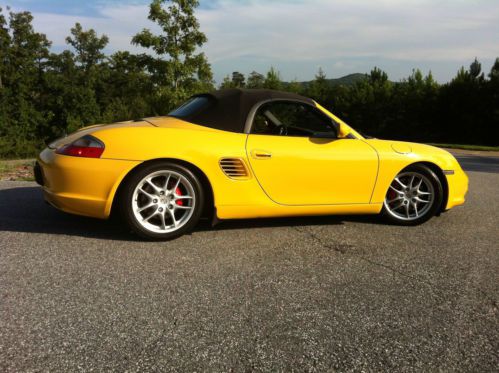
35, 89, 468, 240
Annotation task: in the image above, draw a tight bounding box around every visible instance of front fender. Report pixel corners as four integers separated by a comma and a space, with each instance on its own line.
367, 140, 466, 205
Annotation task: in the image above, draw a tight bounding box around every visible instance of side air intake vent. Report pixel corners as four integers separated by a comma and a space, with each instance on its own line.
219, 158, 249, 179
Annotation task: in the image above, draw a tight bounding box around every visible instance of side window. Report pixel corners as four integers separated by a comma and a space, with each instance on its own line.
251, 101, 337, 137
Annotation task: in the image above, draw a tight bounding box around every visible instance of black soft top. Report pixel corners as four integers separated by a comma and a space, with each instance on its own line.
169, 88, 315, 133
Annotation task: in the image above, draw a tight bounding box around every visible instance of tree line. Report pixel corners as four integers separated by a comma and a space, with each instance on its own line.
221, 63, 499, 147
1, 0, 498, 158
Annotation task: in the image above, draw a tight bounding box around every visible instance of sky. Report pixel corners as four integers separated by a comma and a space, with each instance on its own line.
2, 0, 499, 83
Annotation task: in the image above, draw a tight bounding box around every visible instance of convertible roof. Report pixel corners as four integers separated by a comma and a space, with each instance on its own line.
178, 88, 315, 133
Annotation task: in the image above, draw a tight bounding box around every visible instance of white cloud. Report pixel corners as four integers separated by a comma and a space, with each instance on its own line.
16, 0, 499, 82
198, 0, 499, 62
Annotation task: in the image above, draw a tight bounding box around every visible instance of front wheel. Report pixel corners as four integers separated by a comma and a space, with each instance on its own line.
382, 164, 443, 225
120, 162, 204, 240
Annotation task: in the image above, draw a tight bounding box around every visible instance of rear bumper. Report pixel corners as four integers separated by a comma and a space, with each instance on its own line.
36, 148, 140, 219
445, 168, 468, 210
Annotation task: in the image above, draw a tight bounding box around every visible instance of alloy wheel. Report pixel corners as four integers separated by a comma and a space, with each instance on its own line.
384, 172, 435, 221
131, 170, 196, 233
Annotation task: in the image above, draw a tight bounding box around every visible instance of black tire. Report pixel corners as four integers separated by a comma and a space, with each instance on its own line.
119, 162, 204, 240
381, 164, 443, 226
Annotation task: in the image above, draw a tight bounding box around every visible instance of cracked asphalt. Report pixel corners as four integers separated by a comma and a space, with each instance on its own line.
1, 155, 498, 371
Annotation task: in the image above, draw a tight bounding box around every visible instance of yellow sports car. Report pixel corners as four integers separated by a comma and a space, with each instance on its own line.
35, 89, 468, 240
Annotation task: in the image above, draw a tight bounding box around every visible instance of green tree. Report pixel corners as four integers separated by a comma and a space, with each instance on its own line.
306, 67, 330, 104
47, 23, 111, 133
246, 71, 264, 88
66, 23, 109, 74
219, 71, 246, 89
263, 67, 282, 90
0, 7, 10, 91
132, 0, 213, 110
231, 71, 245, 88
0, 9, 51, 157
469, 57, 484, 82
487, 59, 499, 143
219, 74, 233, 89
489, 58, 499, 82
43, 50, 99, 135
100, 51, 152, 122
341, 67, 396, 137
390, 69, 439, 141
286, 79, 302, 94
436, 59, 490, 144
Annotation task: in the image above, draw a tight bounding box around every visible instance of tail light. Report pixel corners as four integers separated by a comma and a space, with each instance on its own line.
56, 135, 105, 158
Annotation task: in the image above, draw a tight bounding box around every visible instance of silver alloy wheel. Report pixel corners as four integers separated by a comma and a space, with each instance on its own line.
384, 171, 435, 221
132, 170, 196, 234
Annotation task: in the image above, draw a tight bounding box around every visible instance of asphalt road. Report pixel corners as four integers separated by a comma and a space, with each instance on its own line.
1, 156, 498, 372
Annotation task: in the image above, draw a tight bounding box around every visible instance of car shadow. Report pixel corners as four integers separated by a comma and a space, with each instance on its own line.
0, 186, 134, 241
0, 186, 386, 241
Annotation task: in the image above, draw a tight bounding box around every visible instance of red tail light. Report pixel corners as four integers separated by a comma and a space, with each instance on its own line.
56, 135, 105, 158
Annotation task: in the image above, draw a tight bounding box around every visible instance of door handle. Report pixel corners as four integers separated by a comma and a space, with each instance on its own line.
251, 150, 272, 159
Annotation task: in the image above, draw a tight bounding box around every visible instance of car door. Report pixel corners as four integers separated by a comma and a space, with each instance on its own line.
246, 100, 378, 205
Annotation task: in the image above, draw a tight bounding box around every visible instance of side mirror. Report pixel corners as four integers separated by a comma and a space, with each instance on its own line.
312, 119, 340, 139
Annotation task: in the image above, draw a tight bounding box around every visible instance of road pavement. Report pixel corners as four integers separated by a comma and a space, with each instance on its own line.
0, 155, 498, 371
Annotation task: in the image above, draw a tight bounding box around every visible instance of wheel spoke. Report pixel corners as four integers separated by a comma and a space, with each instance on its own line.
175, 195, 193, 200
138, 188, 155, 199
387, 196, 403, 204
405, 203, 410, 218
409, 175, 415, 188
159, 213, 167, 230
137, 202, 155, 213
389, 185, 403, 193
392, 200, 405, 210
163, 174, 171, 189
412, 201, 419, 217
175, 205, 193, 210
146, 178, 162, 194
167, 208, 178, 227
414, 196, 430, 204
394, 177, 407, 188
143, 209, 158, 222
171, 177, 181, 192
415, 178, 423, 190
418, 190, 431, 196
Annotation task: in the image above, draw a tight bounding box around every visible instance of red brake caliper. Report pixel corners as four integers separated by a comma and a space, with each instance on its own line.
175, 187, 183, 206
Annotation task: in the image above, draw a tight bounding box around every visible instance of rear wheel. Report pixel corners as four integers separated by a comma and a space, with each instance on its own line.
120, 162, 204, 240
382, 164, 443, 225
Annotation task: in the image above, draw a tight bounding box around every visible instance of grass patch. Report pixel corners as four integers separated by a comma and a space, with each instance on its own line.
428, 143, 499, 151
0, 159, 35, 181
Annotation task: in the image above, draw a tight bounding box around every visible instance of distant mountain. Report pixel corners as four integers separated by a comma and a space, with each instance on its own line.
292, 73, 367, 87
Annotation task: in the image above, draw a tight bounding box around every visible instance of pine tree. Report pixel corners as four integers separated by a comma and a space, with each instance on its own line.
307, 67, 330, 103
263, 67, 282, 90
